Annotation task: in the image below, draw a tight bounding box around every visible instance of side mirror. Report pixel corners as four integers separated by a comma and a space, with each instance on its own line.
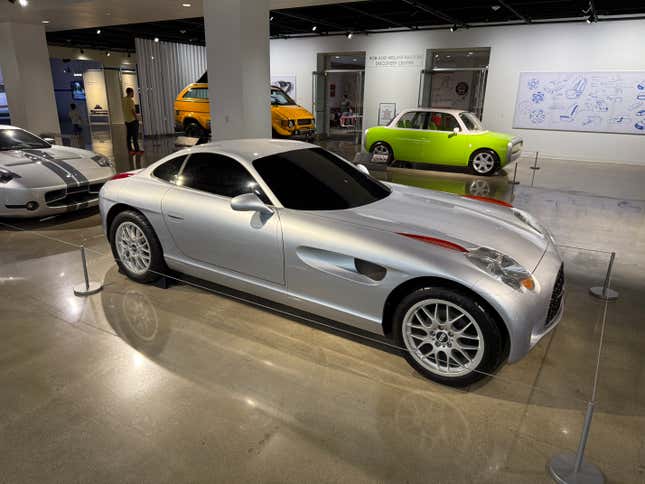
453, 127, 460, 134
43, 137, 56, 145
231, 192, 273, 216
356, 163, 370, 175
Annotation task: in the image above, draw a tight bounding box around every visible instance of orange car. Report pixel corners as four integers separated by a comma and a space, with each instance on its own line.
175, 72, 315, 139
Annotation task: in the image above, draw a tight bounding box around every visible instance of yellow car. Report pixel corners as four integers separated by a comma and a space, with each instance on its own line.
175, 73, 315, 139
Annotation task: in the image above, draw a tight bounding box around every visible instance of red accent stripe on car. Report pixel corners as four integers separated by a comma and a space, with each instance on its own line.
111, 172, 136, 180
397, 233, 468, 252
463, 195, 513, 207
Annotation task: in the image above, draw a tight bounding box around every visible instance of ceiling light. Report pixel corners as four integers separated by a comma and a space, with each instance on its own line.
346, 32, 353, 39
154, 37, 159, 42
270, 16, 274, 21
491, 5, 501, 11
96, 29, 101, 34
353, 58, 357, 62
41, 20, 50, 24
450, 25, 458, 32
335, 55, 340, 59
18, 0, 28, 6
182, 2, 191, 6
151, 55, 155, 60
312, 25, 317, 31
180, 29, 187, 34
468, 51, 473, 55
106, 51, 111, 57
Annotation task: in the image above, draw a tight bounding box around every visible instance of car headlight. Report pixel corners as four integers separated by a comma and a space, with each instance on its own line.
281, 119, 295, 129
467, 247, 535, 291
91, 154, 113, 167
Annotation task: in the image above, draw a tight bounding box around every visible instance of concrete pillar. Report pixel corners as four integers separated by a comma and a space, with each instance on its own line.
203, 0, 271, 140
0, 23, 60, 137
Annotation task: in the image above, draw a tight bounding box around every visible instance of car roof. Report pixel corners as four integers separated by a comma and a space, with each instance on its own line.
399, 108, 468, 116
189, 138, 314, 162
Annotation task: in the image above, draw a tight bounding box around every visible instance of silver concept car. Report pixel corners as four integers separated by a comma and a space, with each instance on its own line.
99, 139, 564, 386
0, 125, 115, 217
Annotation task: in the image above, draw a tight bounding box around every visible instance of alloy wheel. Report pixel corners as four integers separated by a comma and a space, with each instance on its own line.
402, 299, 485, 378
472, 152, 496, 174
115, 221, 152, 276
372, 143, 392, 163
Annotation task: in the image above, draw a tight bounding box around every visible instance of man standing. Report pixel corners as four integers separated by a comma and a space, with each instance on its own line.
122, 87, 143, 155
68, 103, 83, 147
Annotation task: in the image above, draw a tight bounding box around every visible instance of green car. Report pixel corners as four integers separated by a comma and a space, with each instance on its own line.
364, 108, 523, 176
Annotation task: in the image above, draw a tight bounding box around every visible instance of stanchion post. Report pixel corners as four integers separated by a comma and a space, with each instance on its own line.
589, 252, 619, 301
73, 244, 103, 296
530, 151, 540, 187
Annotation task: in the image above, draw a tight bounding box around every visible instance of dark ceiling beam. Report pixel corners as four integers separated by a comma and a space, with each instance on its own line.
272, 10, 352, 32
400, 0, 467, 27
341, 4, 414, 30
497, 0, 531, 23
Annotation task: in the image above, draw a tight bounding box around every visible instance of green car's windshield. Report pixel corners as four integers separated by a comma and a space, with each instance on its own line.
271, 88, 296, 106
459, 112, 484, 131
0, 128, 51, 151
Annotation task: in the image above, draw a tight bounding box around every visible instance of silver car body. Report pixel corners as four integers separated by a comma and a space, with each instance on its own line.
0, 125, 115, 217
99, 139, 564, 364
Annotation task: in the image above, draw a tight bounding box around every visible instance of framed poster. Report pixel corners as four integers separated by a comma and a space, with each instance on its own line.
271, 75, 297, 100
378, 103, 396, 125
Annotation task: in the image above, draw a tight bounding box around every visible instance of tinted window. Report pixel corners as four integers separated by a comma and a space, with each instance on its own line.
180, 153, 259, 198
153, 155, 186, 183
395, 111, 426, 129
271, 88, 296, 106
184, 88, 209, 100
253, 148, 390, 210
0, 128, 50, 150
460, 112, 483, 131
428, 112, 460, 132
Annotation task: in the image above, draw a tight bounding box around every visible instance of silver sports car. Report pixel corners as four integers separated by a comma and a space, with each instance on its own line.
0, 125, 115, 217
99, 139, 564, 386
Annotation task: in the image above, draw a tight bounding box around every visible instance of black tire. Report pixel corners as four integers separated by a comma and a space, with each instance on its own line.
393, 286, 504, 387
468, 149, 499, 176
109, 210, 166, 284
369, 141, 394, 165
184, 121, 205, 139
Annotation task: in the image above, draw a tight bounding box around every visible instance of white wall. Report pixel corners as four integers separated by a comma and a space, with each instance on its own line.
270, 20, 645, 164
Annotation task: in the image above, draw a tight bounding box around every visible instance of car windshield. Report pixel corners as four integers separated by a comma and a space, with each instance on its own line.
253, 148, 391, 210
459, 112, 484, 131
0, 129, 50, 151
271, 88, 296, 106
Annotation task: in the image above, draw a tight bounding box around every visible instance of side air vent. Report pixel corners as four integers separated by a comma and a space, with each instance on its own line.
354, 258, 386, 281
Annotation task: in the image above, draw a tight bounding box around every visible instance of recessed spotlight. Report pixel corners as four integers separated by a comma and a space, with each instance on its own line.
467, 51, 473, 56
18, 0, 28, 6
446, 55, 451, 59
312, 25, 317, 31
335, 55, 340, 59
96, 29, 101, 34
270, 16, 274, 21
106, 51, 111, 57
154, 37, 159, 42
346, 32, 353, 39
450, 25, 457, 32
182, 2, 192, 6
353, 58, 357, 62
41, 20, 50, 24
151, 55, 155, 60
180, 29, 187, 34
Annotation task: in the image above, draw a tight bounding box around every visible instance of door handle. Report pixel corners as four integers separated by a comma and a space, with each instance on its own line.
167, 213, 184, 221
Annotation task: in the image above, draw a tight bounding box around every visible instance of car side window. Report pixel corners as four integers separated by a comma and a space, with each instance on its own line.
179, 152, 267, 201
428, 112, 460, 132
152, 155, 187, 184
396, 111, 426, 129
184, 88, 209, 100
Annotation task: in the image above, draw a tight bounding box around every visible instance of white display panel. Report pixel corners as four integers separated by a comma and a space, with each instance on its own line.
513, 72, 645, 135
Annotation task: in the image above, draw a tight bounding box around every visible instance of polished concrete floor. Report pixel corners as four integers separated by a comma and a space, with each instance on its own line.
1, 128, 644, 483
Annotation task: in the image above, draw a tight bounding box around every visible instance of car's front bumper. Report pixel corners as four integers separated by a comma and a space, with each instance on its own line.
506, 137, 524, 165
0, 178, 111, 218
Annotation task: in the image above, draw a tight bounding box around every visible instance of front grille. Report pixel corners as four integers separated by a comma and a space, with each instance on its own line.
297, 119, 313, 126
546, 264, 565, 326
45, 182, 104, 207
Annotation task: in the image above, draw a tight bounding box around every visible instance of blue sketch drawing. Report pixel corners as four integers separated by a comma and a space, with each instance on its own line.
637, 94, 645, 101
531, 91, 545, 104
582, 116, 601, 127
566, 77, 587, 99
594, 99, 609, 112
560, 104, 579, 122
638, 81, 645, 90
527, 78, 539, 90
529, 109, 546, 124
637, 110, 645, 116
635, 121, 645, 130
609, 116, 630, 124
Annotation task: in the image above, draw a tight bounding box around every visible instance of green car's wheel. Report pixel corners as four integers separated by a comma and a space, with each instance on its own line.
370, 142, 394, 165
469, 149, 499, 176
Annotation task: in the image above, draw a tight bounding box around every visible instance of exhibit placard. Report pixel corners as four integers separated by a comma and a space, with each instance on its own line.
367, 54, 423, 69
513, 71, 645, 135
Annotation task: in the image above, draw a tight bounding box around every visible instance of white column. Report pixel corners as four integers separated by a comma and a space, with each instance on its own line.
0, 23, 60, 137
203, 0, 271, 140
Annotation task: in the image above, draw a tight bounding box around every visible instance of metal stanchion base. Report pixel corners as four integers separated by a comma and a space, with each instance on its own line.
589, 287, 619, 301
73, 282, 103, 296
548, 453, 604, 484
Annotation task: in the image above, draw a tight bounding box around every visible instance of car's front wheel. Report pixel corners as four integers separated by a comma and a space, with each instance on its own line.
393, 287, 504, 387
370, 142, 394, 165
109, 210, 166, 284
184, 121, 205, 139
469, 149, 499, 176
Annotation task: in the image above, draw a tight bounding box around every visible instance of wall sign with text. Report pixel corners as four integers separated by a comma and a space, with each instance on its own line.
367, 54, 423, 69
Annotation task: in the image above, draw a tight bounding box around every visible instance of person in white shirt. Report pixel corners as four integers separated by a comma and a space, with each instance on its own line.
69, 103, 83, 147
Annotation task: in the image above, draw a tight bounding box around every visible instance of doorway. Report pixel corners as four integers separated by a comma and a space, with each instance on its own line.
313, 52, 365, 143
420, 48, 490, 119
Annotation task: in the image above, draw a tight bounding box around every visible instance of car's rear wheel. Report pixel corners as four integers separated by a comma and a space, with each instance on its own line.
393, 287, 503, 387
370, 142, 394, 165
184, 121, 205, 139
469, 149, 499, 176
109, 210, 166, 284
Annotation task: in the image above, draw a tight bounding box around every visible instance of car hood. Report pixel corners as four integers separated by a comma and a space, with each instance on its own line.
0, 145, 113, 188
314, 183, 549, 272
272, 104, 314, 120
